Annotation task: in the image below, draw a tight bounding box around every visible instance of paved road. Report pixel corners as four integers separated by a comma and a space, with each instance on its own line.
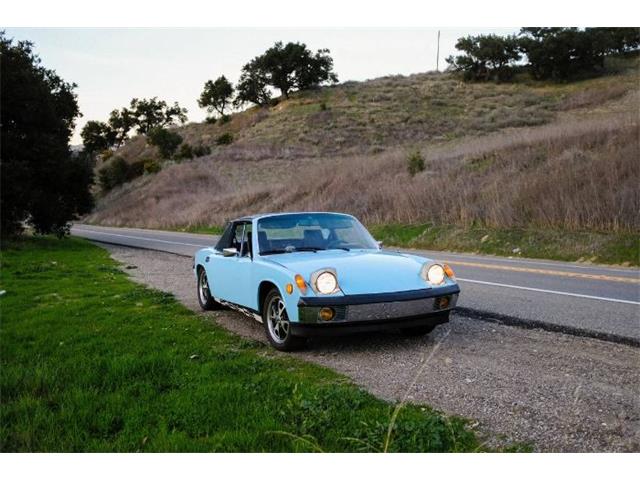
71, 224, 640, 344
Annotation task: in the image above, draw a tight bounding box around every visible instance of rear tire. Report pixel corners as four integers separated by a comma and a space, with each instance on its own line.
197, 267, 222, 311
262, 288, 306, 351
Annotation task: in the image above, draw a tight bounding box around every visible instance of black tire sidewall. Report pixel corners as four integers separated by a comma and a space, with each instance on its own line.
197, 267, 216, 310
262, 288, 305, 351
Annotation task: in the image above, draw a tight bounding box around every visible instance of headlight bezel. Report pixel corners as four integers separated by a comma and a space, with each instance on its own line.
310, 268, 340, 295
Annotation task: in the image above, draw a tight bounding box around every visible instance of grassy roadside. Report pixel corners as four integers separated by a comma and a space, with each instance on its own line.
0, 237, 485, 452
369, 224, 640, 267
178, 223, 639, 267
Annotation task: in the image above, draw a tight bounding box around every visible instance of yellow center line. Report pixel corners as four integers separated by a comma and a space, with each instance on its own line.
447, 260, 640, 284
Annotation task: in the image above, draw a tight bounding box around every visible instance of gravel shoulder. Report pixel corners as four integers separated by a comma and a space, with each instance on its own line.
103, 244, 640, 452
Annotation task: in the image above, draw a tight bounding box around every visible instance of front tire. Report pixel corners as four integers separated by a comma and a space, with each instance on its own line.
262, 288, 306, 351
197, 267, 222, 311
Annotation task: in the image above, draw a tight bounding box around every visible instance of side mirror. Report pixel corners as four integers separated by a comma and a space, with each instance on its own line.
376, 240, 384, 248
222, 247, 238, 257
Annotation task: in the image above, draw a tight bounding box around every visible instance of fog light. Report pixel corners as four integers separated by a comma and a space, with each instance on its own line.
318, 307, 335, 321
435, 296, 450, 310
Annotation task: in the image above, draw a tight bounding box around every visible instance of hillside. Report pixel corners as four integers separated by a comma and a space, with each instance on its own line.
86, 57, 639, 262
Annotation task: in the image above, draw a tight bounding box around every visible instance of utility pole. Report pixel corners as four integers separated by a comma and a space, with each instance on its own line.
436, 30, 441, 72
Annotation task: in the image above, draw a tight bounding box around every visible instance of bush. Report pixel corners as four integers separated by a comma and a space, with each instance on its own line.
407, 150, 426, 177
98, 157, 148, 191
177, 143, 194, 160
319, 101, 328, 111
216, 133, 234, 145
129, 159, 145, 178
192, 144, 212, 157
143, 158, 161, 174
98, 157, 130, 191
219, 114, 231, 124
147, 127, 183, 158
205, 116, 217, 124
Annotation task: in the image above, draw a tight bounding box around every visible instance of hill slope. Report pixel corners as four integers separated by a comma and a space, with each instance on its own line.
87, 58, 639, 263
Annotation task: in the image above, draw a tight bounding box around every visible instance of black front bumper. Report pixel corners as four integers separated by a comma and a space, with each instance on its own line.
291, 284, 459, 337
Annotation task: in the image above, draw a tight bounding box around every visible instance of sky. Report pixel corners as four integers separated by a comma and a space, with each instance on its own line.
6, 28, 515, 144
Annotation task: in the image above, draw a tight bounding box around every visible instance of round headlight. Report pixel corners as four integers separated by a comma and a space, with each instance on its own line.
427, 264, 445, 285
316, 271, 338, 294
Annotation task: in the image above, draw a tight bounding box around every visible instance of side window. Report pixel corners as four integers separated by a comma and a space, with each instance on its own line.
229, 223, 244, 251
240, 223, 253, 257
215, 223, 234, 251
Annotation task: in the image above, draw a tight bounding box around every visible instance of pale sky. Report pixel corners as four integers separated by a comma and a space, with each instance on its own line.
6, 28, 515, 144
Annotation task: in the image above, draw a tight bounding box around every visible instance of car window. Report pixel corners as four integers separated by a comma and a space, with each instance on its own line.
215, 222, 234, 251
239, 223, 252, 257
257, 213, 377, 254
215, 222, 245, 252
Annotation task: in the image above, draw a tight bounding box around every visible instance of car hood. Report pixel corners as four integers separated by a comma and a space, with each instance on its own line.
265, 249, 430, 295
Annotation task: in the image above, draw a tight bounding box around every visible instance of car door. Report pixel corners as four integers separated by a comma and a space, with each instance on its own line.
211, 221, 253, 307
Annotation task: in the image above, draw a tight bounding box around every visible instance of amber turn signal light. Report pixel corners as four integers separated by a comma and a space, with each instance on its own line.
443, 264, 455, 279
285, 283, 294, 294
295, 274, 307, 294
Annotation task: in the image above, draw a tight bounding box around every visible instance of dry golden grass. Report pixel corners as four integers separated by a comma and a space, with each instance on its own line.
87, 58, 640, 234
87, 111, 639, 233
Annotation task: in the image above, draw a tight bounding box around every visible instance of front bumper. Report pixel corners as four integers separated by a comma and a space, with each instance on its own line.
292, 284, 459, 337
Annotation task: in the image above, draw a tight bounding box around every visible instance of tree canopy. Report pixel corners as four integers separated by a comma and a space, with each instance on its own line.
198, 75, 234, 117
446, 34, 521, 82
447, 28, 640, 82
235, 59, 272, 107
1, 32, 93, 237
235, 41, 338, 106
129, 97, 188, 135
258, 41, 338, 98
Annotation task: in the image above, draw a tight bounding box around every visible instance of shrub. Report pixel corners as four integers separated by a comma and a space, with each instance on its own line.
177, 143, 194, 160
129, 159, 145, 178
147, 127, 183, 158
192, 144, 212, 157
407, 150, 426, 177
319, 101, 328, 111
97, 157, 149, 191
216, 133, 234, 145
98, 157, 130, 191
219, 114, 231, 124
205, 116, 217, 124
143, 158, 161, 174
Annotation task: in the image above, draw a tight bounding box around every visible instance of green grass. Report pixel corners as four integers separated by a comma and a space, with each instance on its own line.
172, 225, 225, 235
370, 224, 640, 266
0, 237, 485, 452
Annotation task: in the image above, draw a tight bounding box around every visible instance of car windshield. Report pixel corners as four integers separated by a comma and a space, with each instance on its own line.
257, 213, 378, 255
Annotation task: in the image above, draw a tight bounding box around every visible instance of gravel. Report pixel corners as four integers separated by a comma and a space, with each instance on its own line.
103, 244, 640, 452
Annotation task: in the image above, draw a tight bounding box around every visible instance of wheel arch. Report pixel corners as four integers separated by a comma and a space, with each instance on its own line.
258, 280, 280, 313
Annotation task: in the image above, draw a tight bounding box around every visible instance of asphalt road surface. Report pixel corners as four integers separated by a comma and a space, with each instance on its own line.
71, 224, 640, 345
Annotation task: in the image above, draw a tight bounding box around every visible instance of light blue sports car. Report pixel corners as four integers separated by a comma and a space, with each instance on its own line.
194, 212, 459, 351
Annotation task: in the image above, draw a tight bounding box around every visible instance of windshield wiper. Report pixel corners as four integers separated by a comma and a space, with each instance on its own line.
329, 247, 350, 251
260, 249, 289, 255
260, 246, 325, 255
